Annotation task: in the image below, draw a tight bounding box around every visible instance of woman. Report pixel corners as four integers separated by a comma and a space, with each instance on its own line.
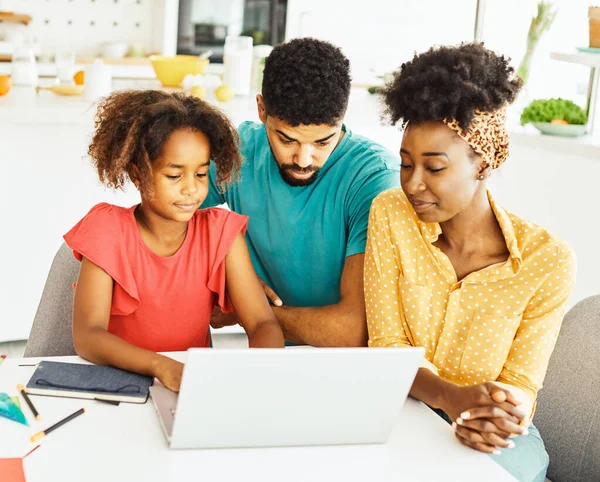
365, 43, 575, 482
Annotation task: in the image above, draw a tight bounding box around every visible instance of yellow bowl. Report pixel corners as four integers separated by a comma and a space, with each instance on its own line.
149, 55, 210, 87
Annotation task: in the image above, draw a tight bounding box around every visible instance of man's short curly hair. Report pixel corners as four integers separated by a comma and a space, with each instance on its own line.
261, 37, 351, 126
381, 42, 522, 130
88, 90, 242, 196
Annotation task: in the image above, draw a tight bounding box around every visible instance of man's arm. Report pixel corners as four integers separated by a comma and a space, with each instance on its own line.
271, 253, 366, 347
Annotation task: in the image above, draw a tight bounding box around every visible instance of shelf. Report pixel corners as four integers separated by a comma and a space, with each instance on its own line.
75, 56, 152, 66
550, 51, 600, 136
550, 51, 600, 68
510, 129, 600, 159
0, 57, 153, 66
0, 12, 32, 25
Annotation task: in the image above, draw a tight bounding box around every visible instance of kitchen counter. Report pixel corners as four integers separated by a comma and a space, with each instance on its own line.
2, 79, 599, 159
0, 60, 225, 80
0, 79, 260, 127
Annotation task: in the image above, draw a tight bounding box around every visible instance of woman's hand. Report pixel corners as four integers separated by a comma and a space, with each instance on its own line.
452, 404, 530, 454
153, 356, 184, 392
443, 383, 529, 454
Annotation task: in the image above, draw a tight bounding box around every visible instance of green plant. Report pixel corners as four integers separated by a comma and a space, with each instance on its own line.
520, 98, 588, 125
517, 1, 558, 85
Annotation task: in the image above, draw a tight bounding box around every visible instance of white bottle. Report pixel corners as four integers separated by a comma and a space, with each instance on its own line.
84, 60, 112, 101
223, 36, 253, 96
11, 45, 38, 87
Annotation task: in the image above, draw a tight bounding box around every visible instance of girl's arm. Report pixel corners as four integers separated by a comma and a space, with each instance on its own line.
224, 233, 285, 348
73, 257, 183, 391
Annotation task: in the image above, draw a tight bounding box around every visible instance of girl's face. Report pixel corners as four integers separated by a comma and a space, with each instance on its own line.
143, 128, 211, 223
399, 121, 488, 223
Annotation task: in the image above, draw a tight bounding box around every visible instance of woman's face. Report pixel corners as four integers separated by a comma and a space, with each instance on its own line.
400, 121, 488, 223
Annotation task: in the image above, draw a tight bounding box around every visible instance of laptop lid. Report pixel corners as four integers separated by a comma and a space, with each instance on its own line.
170, 347, 424, 450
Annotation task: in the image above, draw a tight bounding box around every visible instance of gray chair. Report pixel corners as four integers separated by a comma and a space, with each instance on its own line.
24, 242, 80, 357
535, 295, 600, 482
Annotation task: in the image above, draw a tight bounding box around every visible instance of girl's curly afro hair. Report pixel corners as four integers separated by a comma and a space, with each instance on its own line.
88, 90, 242, 196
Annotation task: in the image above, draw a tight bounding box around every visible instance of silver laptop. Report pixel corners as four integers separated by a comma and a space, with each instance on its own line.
150, 347, 424, 449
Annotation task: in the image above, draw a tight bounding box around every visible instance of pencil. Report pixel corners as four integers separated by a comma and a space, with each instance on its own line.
31, 408, 86, 443
17, 384, 41, 421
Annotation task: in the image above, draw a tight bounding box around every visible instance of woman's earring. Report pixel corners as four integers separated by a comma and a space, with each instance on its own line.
478, 175, 484, 180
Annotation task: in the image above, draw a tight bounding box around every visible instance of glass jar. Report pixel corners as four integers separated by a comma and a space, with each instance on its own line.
11, 45, 38, 86
223, 36, 253, 96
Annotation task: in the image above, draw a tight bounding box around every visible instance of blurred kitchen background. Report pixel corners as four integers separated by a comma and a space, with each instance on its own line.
1, 0, 599, 350
177, 0, 288, 62
0, 0, 592, 98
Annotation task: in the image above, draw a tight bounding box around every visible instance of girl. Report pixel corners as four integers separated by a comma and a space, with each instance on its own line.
365, 43, 575, 482
65, 90, 284, 392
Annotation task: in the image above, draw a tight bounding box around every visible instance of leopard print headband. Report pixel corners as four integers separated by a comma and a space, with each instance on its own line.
443, 107, 509, 170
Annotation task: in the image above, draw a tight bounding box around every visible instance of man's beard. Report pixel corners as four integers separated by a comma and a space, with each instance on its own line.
278, 164, 321, 187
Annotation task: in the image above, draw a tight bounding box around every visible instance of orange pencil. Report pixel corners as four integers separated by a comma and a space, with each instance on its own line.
31, 408, 86, 443
17, 384, 41, 421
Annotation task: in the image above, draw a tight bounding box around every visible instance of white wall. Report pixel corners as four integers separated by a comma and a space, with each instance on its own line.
0, 0, 177, 58
481, 0, 591, 105
285, 0, 478, 80
0, 121, 141, 342
284, 0, 593, 127
490, 145, 600, 307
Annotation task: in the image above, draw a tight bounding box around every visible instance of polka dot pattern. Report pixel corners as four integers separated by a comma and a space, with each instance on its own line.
364, 188, 576, 404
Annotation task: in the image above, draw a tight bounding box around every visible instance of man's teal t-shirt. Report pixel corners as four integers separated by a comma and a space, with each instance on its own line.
202, 121, 400, 307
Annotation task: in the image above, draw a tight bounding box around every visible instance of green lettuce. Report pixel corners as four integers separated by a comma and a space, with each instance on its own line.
520, 98, 587, 125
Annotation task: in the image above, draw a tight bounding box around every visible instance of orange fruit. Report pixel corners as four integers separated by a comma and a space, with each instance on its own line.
550, 118, 568, 125
189, 85, 206, 99
214, 84, 233, 102
73, 70, 85, 85
0, 75, 12, 96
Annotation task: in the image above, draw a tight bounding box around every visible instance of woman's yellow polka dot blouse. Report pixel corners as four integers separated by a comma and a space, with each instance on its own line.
364, 188, 576, 407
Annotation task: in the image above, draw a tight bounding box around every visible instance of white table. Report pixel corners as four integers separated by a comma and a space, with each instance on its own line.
0, 354, 516, 482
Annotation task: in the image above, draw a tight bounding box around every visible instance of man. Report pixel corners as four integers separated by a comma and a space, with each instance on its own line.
202, 38, 400, 346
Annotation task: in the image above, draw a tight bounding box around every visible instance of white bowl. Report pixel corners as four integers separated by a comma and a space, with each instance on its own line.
532, 122, 588, 137
100, 42, 128, 59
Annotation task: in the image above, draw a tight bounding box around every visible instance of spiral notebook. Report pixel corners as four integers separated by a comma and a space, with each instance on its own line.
26, 361, 153, 404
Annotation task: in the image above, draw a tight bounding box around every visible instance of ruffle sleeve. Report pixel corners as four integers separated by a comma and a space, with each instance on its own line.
63, 203, 140, 316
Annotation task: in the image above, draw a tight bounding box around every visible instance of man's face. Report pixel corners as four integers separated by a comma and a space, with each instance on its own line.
257, 95, 344, 187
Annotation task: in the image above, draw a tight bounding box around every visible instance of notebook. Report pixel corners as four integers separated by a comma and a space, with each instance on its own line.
26, 361, 153, 404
